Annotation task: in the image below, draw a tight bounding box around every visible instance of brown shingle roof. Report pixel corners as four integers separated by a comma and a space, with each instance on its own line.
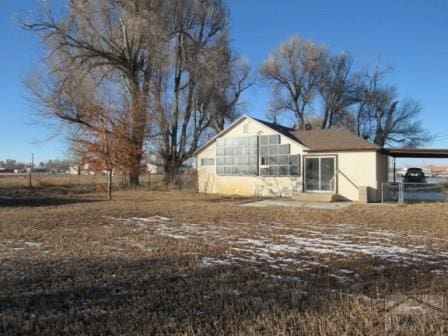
253, 118, 379, 151
292, 129, 379, 151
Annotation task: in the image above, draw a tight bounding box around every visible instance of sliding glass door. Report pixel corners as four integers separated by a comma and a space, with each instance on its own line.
304, 156, 336, 192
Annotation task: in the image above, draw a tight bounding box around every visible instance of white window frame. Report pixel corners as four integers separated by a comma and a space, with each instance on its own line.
304, 155, 337, 193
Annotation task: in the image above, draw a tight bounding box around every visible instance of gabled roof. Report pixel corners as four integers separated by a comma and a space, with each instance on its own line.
195, 115, 379, 155
253, 117, 379, 152
292, 129, 379, 151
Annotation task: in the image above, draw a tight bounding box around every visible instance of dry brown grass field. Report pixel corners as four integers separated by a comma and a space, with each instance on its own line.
1, 178, 448, 335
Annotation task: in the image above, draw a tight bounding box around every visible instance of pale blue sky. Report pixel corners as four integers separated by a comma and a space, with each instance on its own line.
1, 0, 447, 164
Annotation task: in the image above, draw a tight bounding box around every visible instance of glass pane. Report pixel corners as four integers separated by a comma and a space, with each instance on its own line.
249, 165, 258, 175
320, 158, 335, 191
240, 166, 248, 175
268, 166, 278, 176
216, 147, 224, 156
260, 135, 269, 145
249, 147, 258, 155
269, 134, 280, 144
289, 155, 299, 166
248, 136, 258, 145
305, 158, 320, 191
224, 166, 232, 175
249, 156, 258, 165
260, 167, 269, 176
269, 155, 278, 165
216, 138, 224, 147
259, 146, 268, 155
232, 166, 239, 175
260, 156, 268, 165
279, 166, 288, 176
269, 146, 278, 155
278, 155, 289, 165
239, 137, 248, 145
290, 166, 299, 176
278, 144, 290, 155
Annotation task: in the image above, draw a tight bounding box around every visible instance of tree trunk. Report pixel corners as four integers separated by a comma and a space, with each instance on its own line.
129, 170, 140, 187
107, 170, 113, 200
127, 142, 143, 187
163, 161, 181, 185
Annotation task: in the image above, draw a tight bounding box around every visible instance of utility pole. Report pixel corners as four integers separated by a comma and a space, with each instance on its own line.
29, 153, 34, 188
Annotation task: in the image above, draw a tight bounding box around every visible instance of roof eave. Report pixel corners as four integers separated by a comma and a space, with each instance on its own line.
304, 148, 380, 153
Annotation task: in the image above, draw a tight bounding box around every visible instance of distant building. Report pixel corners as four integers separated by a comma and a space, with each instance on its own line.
146, 162, 164, 175
67, 164, 95, 175
426, 165, 448, 176
145, 162, 194, 175
0, 167, 14, 174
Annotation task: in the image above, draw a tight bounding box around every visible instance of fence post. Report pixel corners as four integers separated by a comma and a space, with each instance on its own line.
381, 183, 384, 203
399, 182, 404, 204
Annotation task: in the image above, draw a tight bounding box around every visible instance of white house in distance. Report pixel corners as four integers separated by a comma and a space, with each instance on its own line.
195, 115, 389, 202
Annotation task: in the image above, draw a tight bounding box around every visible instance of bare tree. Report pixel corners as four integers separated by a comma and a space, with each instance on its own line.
260, 35, 325, 129
211, 57, 254, 132
21, 0, 166, 186
354, 65, 431, 147
23, 0, 248, 185
317, 52, 357, 129
151, 0, 249, 182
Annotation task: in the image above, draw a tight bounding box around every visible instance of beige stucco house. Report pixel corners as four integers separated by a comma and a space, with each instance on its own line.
196, 115, 390, 202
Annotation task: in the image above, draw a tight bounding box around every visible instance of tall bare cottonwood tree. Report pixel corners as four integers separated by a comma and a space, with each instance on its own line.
210, 57, 253, 132
24, 0, 248, 184
260, 35, 325, 129
22, 0, 166, 186
317, 52, 357, 129
151, 0, 250, 181
354, 65, 431, 147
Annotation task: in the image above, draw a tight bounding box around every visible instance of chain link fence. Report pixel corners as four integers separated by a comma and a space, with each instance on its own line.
382, 182, 448, 203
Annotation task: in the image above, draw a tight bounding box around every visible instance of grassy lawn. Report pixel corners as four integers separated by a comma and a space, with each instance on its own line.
1, 187, 448, 335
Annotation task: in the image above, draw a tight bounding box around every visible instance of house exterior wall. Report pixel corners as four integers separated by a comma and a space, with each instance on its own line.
305, 150, 384, 201
197, 118, 306, 197
376, 152, 389, 184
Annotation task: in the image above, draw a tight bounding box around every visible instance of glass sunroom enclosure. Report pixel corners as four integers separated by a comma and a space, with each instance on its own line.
215, 135, 300, 177
214, 134, 337, 193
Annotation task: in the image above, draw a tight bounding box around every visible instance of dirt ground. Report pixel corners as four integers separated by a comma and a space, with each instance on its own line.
1, 186, 448, 335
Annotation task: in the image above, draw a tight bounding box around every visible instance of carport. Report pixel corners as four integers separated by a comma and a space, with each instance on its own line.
381, 148, 448, 202
383, 148, 448, 181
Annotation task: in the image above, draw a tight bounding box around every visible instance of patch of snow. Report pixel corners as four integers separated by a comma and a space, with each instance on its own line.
200, 257, 232, 268
130, 216, 171, 222
108, 216, 448, 278
262, 273, 304, 283
330, 274, 354, 283
24, 242, 42, 247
